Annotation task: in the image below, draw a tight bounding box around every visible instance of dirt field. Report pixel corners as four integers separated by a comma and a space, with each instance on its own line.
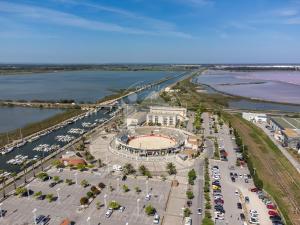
226, 113, 300, 225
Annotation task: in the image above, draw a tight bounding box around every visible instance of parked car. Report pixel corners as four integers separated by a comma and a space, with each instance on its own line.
268, 210, 278, 216
105, 208, 113, 218
197, 208, 202, 215
119, 206, 125, 212
250, 187, 258, 192
153, 214, 160, 224
240, 213, 245, 221
184, 217, 192, 225
267, 204, 276, 210
237, 202, 242, 209
245, 196, 250, 203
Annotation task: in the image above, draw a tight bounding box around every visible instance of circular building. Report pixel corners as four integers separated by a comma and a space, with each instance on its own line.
113, 126, 187, 157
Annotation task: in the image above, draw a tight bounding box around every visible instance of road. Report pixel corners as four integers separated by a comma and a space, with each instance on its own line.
192, 158, 204, 225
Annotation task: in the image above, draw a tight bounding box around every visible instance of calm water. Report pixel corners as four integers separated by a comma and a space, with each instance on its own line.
195, 70, 300, 105
0, 107, 63, 133
0, 71, 189, 173
0, 71, 181, 103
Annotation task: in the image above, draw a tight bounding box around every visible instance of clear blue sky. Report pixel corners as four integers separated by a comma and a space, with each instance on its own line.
0, 0, 300, 64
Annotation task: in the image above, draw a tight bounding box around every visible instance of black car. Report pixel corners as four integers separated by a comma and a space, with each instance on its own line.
230, 172, 233, 176
49, 182, 56, 188
237, 203, 242, 209
187, 200, 192, 207
231, 177, 236, 182
240, 213, 245, 221
41, 216, 50, 225
270, 215, 281, 220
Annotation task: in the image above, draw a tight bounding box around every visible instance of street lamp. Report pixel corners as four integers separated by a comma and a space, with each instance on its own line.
145, 180, 149, 194
56, 188, 61, 204
0, 203, 3, 219
117, 178, 120, 192
27, 184, 30, 199
87, 216, 91, 225
104, 194, 107, 208
32, 208, 37, 225
136, 198, 140, 215
74, 172, 78, 185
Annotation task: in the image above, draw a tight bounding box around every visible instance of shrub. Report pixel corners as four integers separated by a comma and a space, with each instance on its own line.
86, 191, 94, 198
186, 190, 194, 199
108, 201, 120, 210
166, 163, 177, 175
145, 204, 156, 216
122, 184, 129, 192
123, 163, 136, 175
98, 182, 106, 189
15, 187, 27, 196
184, 208, 191, 217
80, 197, 89, 205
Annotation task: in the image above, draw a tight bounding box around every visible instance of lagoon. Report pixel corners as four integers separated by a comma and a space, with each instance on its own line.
0, 70, 180, 103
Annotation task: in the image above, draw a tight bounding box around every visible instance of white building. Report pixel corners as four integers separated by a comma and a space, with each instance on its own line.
242, 112, 267, 123
126, 112, 146, 127
146, 106, 187, 127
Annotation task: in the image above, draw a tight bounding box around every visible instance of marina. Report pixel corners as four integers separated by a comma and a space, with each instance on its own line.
0, 71, 190, 174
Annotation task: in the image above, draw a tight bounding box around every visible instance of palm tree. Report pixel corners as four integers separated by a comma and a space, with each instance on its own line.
1, 179, 6, 198
11, 172, 17, 190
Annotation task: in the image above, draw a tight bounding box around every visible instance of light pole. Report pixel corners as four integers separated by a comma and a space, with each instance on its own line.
32, 208, 37, 225
87, 216, 91, 225
27, 184, 30, 199
74, 172, 78, 185
117, 178, 120, 192
56, 188, 61, 204
137, 198, 140, 216
145, 180, 149, 194
0, 203, 3, 219
104, 194, 107, 208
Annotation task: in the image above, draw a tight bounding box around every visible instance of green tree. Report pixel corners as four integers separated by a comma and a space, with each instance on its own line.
86, 191, 94, 198
166, 162, 177, 175
145, 204, 156, 216
46, 194, 54, 202
53, 176, 60, 183
123, 163, 136, 175
80, 179, 89, 187
108, 201, 120, 209
184, 208, 191, 217
15, 187, 27, 197
122, 184, 129, 192
186, 190, 194, 199
80, 197, 89, 205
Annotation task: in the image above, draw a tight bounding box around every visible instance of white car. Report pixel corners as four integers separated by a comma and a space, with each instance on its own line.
197, 208, 202, 215
112, 165, 122, 171
145, 194, 151, 201
235, 190, 239, 195
105, 208, 113, 218
184, 217, 192, 225
249, 210, 258, 214
249, 217, 259, 224
153, 214, 160, 224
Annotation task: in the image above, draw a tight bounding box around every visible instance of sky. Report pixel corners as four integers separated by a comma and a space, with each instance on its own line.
0, 0, 300, 64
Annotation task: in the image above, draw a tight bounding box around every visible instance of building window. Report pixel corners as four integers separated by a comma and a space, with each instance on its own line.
169, 117, 174, 125
163, 117, 168, 125
155, 116, 159, 124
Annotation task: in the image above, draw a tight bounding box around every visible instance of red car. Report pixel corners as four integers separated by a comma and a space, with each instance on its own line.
215, 199, 224, 204
250, 187, 258, 192
268, 210, 278, 216
267, 204, 276, 210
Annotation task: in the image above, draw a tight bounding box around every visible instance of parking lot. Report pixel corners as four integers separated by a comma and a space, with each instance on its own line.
0, 168, 171, 225
209, 117, 273, 225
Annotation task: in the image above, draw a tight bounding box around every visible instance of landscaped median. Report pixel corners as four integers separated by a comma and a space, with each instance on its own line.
202, 158, 214, 225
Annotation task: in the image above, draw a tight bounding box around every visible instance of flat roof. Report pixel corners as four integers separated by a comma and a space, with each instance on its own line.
283, 128, 300, 138
270, 116, 300, 130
